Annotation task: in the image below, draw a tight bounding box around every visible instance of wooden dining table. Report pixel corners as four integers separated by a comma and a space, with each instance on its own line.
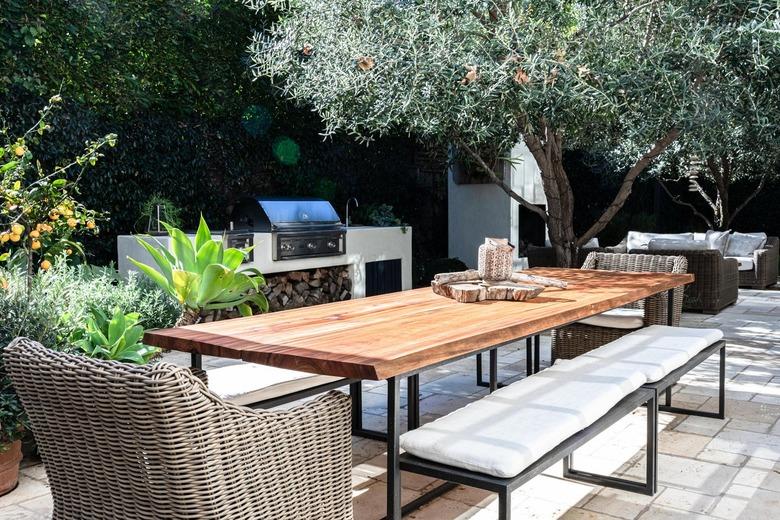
144, 267, 693, 520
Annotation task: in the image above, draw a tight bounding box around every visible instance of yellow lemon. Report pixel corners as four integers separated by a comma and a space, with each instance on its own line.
40, 260, 52, 270
31, 239, 41, 250
67, 218, 77, 228
29, 230, 40, 238
0, 233, 8, 243
86, 220, 96, 229
66, 248, 73, 255
14, 146, 25, 157
10, 233, 21, 243
10, 223, 24, 235
49, 211, 60, 220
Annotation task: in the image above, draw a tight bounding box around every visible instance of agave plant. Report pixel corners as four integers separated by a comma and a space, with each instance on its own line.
72, 307, 160, 364
129, 216, 268, 325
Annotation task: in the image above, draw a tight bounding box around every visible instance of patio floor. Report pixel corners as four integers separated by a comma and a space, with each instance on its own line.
2, 289, 779, 519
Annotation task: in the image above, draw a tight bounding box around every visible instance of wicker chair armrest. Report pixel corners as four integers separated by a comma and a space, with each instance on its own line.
753, 239, 779, 286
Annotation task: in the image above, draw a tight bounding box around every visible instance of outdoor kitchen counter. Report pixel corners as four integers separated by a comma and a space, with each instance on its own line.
116, 225, 413, 297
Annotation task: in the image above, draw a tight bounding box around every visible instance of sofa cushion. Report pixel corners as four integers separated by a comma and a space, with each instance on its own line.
208, 363, 344, 406
399, 356, 646, 478
725, 232, 767, 257
705, 229, 731, 254
727, 256, 754, 271
578, 308, 644, 329
648, 238, 708, 251
627, 231, 694, 251
580, 325, 724, 383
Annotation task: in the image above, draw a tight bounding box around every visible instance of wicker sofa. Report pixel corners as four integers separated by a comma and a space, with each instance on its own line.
736, 236, 779, 289
4, 338, 354, 520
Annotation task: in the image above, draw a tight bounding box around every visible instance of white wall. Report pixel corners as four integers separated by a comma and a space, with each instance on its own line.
447, 172, 512, 268
447, 142, 547, 267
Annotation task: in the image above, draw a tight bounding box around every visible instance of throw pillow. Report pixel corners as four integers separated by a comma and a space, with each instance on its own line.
724, 232, 768, 257
627, 231, 694, 251
705, 229, 731, 254
648, 239, 709, 251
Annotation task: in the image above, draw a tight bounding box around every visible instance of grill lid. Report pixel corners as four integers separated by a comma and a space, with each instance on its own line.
231, 197, 342, 232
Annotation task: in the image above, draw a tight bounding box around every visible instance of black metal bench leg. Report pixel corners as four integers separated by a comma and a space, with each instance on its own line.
658, 344, 727, 420
498, 489, 511, 520
563, 391, 658, 496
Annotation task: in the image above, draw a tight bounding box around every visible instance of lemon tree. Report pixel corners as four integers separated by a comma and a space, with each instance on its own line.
0, 96, 116, 272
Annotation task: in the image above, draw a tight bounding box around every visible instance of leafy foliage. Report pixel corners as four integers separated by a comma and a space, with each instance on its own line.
247, 0, 780, 264
72, 307, 159, 364
0, 263, 180, 445
129, 217, 268, 324
0, 96, 115, 271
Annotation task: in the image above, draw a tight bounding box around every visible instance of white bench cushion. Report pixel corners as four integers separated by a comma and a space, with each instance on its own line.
208, 363, 344, 406
726, 256, 754, 271
399, 356, 646, 478
581, 325, 723, 383
578, 308, 644, 329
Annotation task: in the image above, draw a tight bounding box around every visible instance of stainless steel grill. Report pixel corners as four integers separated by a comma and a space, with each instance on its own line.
229, 197, 346, 261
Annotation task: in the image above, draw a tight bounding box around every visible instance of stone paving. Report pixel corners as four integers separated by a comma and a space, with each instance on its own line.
2, 289, 778, 519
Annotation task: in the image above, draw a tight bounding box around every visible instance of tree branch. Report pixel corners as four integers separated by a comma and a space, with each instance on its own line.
727, 172, 767, 228
610, 0, 664, 27
457, 140, 549, 222
578, 127, 680, 246
658, 180, 713, 229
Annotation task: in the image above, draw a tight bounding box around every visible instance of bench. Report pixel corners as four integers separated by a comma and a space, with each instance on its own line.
205, 363, 347, 409
399, 325, 726, 519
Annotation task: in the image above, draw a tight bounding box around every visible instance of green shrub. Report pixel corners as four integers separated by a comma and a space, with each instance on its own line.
0, 262, 181, 351
72, 307, 160, 364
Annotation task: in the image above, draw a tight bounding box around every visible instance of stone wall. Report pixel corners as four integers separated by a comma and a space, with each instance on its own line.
262, 266, 351, 311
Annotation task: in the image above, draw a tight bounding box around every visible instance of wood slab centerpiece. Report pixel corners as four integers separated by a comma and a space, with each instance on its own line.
432, 238, 567, 303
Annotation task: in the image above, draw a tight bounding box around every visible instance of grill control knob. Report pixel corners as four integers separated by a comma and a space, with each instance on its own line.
327, 241, 337, 249
281, 243, 294, 252
307, 242, 317, 250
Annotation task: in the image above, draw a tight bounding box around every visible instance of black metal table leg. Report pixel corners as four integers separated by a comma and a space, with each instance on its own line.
190, 352, 202, 370
666, 288, 675, 326
387, 377, 401, 520
407, 375, 420, 430
533, 335, 541, 374
526, 337, 533, 376
489, 349, 498, 392
350, 382, 363, 433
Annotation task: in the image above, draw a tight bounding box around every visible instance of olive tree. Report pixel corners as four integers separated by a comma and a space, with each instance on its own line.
246, 0, 778, 265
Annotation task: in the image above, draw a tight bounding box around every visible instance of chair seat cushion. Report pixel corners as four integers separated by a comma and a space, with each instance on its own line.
578, 308, 644, 329
726, 256, 754, 271
399, 356, 646, 478
208, 363, 344, 406
580, 325, 724, 383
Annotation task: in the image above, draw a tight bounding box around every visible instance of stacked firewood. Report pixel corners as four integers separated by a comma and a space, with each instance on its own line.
262, 266, 352, 311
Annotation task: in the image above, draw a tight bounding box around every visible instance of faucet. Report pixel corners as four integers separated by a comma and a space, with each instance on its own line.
346, 197, 359, 227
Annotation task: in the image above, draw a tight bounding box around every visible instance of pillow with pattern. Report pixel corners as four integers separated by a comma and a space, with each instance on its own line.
724, 232, 767, 257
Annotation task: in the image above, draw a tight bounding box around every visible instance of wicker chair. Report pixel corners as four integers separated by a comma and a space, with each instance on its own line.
640, 249, 739, 313
4, 338, 354, 520
736, 236, 779, 289
551, 252, 687, 361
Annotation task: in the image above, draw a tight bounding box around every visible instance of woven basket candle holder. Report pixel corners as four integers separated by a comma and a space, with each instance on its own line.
478, 238, 514, 281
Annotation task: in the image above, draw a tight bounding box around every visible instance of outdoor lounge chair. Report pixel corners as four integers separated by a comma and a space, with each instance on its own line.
551, 252, 687, 361
4, 338, 354, 520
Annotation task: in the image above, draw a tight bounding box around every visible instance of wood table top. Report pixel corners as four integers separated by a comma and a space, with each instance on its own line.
144, 268, 693, 380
